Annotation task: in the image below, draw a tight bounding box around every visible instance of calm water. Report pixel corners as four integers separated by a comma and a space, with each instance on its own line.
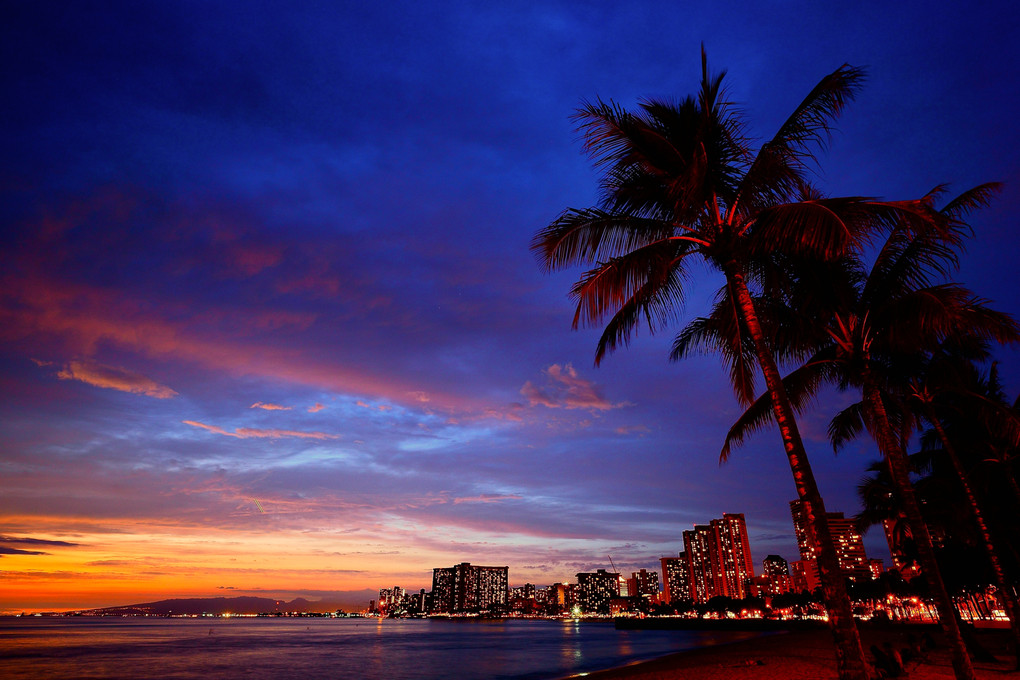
0, 617, 762, 679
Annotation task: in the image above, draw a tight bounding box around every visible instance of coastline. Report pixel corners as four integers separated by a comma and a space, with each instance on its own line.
563, 626, 1018, 680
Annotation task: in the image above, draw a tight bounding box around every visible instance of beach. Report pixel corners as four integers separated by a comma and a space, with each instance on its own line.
572, 626, 1018, 680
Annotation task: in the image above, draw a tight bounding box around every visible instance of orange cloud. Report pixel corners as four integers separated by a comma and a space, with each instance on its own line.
355, 400, 391, 412
183, 420, 340, 440
307, 403, 326, 413
251, 402, 291, 411
56, 360, 178, 398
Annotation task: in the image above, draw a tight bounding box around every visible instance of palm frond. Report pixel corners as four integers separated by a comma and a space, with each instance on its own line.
829, 401, 866, 452
938, 182, 1002, 222
532, 209, 681, 271
733, 64, 865, 213
671, 302, 759, 405
569, 238, 692, 329
720, 359, 834, 462
875, 286, 1020, 353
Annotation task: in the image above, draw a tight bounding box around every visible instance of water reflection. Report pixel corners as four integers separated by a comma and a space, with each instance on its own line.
1, 617, 765, 680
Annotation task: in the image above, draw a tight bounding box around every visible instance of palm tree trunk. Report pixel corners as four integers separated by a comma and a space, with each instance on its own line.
1004, 462, 1020, 508
726, 264, 873, 680
863, 379, 976, 680
926, 407, 1020, 668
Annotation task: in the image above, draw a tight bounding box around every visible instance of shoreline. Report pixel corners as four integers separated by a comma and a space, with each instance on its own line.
563, 626, 1018, 680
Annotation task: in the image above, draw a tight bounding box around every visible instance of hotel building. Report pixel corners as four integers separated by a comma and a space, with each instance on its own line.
790, 500, 873, 589
575, 569, 620, 614
682, 513, 755, 603
430, 562, 509, 614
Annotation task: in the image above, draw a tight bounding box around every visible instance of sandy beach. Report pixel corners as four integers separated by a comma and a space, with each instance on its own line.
569, 626, 1018, 680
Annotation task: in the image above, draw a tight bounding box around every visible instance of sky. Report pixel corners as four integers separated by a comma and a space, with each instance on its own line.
2, 1, 1019, 613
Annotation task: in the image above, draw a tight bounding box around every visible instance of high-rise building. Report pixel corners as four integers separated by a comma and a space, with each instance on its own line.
748, 554, 793, 596
377, 585, 406, 613
682, 513, 755, 602
547, 582, 577, 614
660, 553, 690, 604
762, 554, 790, 577
576, 569, 620, 614
790, 500, 872, 582
712, 513, 755, 599
430, 562, 509, 614
627, 569, 659, 599
683, 524, 714, 602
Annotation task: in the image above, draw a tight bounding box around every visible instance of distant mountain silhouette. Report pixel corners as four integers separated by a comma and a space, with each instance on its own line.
86, 592, 375, 616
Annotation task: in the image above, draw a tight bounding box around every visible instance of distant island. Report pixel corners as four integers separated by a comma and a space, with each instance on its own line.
63, 594, 375, 617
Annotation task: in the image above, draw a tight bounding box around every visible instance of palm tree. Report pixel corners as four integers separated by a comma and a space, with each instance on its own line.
533, 48, 938, 680
719, 186, 1019, 680
908, 348, 1020, 666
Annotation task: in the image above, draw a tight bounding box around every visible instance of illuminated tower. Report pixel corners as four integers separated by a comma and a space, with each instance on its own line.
627, 569, 659, 599
575, 569, 620, 614
660, 553, 690, 604
682, 514, 755, 602
711, 513, 755, 599
683, 524, 714, 602
430, 562, 509, 614
790, 500, 870, 581
763, 554, 789, 577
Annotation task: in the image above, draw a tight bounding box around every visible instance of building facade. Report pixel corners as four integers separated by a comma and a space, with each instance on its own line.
627, 568, 659, 600
430, 562, 509, 614
682, 513, 755, 603
660, 553, 690, 604
790, 500, 872, 584
575, 569, 620, 614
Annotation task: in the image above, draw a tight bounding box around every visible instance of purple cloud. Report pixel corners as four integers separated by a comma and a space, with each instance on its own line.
520, 364, 627, 411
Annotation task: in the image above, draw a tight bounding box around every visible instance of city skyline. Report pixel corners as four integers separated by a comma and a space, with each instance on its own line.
3, 1, 1019, 614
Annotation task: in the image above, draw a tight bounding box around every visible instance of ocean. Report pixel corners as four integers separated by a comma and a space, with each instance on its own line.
0, 617, 762, 679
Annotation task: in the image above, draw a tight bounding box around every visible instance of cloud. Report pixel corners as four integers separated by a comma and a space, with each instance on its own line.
356, 400, 391, 411
615, 424, 650, 435
56, 360, 178, 398
251, 402, 291, 411
307, 403, 325, 413
0, 536, 80, 547
183, 420, 340, 440
520, 364, 626, 411
0, 547, 47, 556
0, 535, 80, 557
452, 494, 523, 504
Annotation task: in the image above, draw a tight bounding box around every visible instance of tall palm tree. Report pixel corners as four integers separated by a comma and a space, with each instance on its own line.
719, 186, 1019, 680
534, 48, 937, 680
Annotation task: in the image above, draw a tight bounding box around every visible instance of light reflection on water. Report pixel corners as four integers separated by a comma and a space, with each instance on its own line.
0, 617, 763, 680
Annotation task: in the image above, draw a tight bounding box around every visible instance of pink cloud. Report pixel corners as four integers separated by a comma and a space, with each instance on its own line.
230, 243, 283, 276
615, 424, 651, 435
307, 403, 326, 413
56, 360, 178, 399
183, 420, 339, 440
251, 402, 291, 411
520, 363, 625, 411
0, 275, 471, 411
